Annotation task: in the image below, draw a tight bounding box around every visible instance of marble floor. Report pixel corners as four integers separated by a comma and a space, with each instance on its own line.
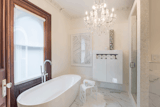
149, 69, 160, 107
70, 88, 133, 107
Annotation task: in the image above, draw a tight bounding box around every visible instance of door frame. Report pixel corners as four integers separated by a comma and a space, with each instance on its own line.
5, 0, 51, 106
0, 0, 6, 106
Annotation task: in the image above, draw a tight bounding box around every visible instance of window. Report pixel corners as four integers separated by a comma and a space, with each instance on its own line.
14, 6, 45, 85
71, 33, 92, 66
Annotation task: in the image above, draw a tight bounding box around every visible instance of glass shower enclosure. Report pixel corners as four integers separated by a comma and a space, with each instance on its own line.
130, 15, 137, 102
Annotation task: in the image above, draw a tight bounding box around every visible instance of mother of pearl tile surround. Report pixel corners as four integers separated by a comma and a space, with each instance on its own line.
136, 0, 150, 107
70, 88, 133, 107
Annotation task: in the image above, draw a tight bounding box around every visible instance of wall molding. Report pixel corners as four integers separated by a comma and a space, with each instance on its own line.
44, 0, 132, 20
97, 82, 128, 92
45, 0, 72, 19
72, 6, 132, 19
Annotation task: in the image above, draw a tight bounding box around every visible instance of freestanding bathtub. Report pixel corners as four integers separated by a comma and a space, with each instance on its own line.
17, 75, 81, 107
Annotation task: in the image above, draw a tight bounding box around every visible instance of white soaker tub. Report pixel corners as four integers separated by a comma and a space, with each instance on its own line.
17, 75, 81, 107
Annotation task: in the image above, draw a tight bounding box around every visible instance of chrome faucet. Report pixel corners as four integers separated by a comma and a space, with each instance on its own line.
40, 66, 44, 83
43, 60, 52, 82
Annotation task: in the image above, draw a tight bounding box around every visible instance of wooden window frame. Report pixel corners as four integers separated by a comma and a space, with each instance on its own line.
5, 0, 51, 106
0, 0, 6, 106
0, 0, 5, 70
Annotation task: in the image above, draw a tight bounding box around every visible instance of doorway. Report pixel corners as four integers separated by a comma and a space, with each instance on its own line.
0, 0, 51, 107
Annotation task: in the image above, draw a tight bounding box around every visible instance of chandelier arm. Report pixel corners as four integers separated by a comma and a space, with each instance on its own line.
105, 19, 113, 24
108, 18, 114, 23
84, 0, 116, 35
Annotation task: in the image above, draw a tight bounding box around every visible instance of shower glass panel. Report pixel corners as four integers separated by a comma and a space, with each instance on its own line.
14, 7, 45, 85
131, 16, 137, 102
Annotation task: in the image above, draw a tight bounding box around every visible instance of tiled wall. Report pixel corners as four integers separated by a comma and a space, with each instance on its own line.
137, 0, 150, 107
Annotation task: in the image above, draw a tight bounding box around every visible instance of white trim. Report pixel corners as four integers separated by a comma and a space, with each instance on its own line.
44, 0, 72, 19
15, 5, 46, 22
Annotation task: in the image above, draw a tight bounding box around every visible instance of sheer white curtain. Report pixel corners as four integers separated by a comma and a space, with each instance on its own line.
14, 6, 45, 85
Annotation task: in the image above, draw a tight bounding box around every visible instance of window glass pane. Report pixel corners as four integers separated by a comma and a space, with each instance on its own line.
14, 7, 44, 84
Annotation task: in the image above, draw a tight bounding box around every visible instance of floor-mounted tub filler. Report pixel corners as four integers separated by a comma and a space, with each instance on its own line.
17, 75, 81, 107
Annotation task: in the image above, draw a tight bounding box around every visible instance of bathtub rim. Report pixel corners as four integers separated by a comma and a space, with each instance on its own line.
17, 74, 81, 106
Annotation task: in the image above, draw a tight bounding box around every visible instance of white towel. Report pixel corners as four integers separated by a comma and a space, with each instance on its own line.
83, 79, 95, 86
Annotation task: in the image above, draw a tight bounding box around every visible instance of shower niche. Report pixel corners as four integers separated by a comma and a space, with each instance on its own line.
93, 50, 123, 84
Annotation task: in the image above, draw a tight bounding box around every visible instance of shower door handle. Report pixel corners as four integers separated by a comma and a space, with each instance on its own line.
130, 62, 135, 68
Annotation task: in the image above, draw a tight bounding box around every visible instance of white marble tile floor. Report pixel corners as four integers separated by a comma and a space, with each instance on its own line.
149, 70, 160, 107
70, 88, 133, 107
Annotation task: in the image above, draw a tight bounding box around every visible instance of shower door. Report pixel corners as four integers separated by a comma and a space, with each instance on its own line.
130, 16, 137, 102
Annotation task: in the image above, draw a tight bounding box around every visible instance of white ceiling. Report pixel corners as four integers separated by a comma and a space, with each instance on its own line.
52, 0, 134, 18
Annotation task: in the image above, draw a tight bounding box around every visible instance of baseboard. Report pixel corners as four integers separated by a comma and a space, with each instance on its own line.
97, 82, 127, 92
129, 92, 137, 107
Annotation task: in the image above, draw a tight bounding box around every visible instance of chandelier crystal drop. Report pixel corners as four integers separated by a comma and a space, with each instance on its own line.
84, 0, 116, 36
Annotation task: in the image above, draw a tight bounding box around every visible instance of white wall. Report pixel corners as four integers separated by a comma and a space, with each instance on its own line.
149, 0, 160, 107
149, 0, 160, 80
149, 0, 160, 58
149, 0, 160, 84
70, 9, 130, 91
29, 0, 71, 78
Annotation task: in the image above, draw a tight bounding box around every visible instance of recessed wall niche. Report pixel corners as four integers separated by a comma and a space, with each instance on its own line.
109, 30, 114, 50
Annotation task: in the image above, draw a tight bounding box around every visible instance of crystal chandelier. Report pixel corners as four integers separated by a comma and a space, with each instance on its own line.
84, 0, 116, 36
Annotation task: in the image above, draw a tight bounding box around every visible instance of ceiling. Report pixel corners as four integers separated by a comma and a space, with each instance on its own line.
52, 0, 134, 18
